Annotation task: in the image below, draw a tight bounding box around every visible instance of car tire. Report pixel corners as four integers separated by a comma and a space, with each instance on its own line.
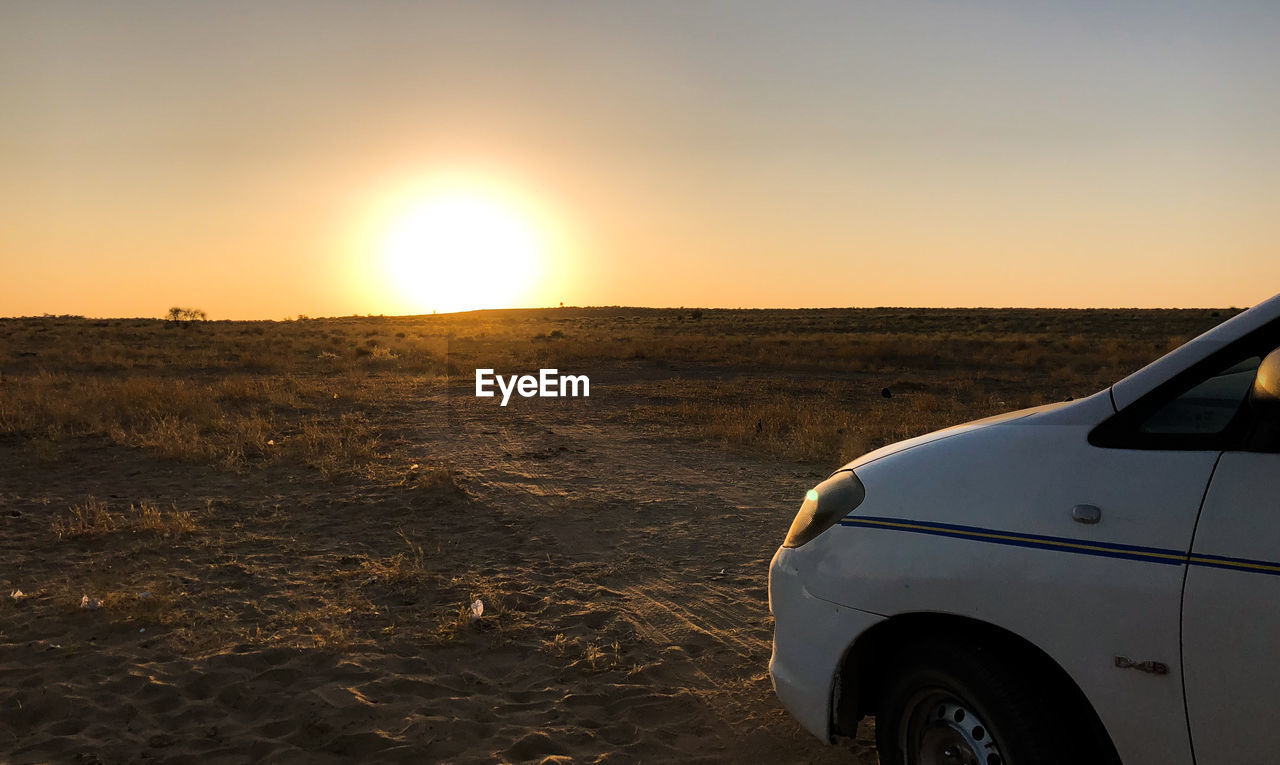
874, 638, 1086, 765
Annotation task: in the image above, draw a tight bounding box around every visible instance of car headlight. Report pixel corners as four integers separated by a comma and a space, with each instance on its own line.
783, 469, 866, 548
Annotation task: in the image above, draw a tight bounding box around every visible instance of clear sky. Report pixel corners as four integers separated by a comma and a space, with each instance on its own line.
3, 1, 1278, 318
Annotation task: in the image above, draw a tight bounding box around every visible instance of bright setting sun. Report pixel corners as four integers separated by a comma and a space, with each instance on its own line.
381, 192, 543, 314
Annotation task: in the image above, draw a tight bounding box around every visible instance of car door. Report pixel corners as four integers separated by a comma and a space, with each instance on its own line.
1104, 332, 1280, 765
1182, 408, 1280, 760
1084, 341, 1276, 765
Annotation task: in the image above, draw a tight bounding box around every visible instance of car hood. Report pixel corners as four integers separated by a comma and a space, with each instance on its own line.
836, 399, 1075, 474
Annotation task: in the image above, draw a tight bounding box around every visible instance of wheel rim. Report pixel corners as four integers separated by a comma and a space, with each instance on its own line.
898, 689, 1006, 765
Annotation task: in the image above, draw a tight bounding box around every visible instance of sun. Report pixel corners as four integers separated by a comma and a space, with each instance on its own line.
382, 192, 541, 313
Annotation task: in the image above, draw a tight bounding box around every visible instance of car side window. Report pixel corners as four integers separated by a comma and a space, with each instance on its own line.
1138, 357, 1261, 436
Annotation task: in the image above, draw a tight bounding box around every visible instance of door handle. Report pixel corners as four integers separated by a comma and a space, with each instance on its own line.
1072, 504, 1102, 524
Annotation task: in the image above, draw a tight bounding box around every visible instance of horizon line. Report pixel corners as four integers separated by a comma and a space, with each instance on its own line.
0, 304, 1249, 322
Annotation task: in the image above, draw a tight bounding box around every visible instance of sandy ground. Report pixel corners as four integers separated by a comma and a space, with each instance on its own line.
1, 379, 878, 763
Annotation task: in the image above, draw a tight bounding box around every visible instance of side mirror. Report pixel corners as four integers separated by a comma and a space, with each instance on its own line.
1251, 347, 1280, 417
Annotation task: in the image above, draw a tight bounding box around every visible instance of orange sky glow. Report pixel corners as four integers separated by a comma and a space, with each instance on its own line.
3, 2, 1278, 319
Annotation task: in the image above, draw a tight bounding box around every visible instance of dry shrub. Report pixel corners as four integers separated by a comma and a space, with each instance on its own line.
541, 632, 622, 671
50, 497, 197, 540
431, 603, 476, 643
286, 414, 380, 479
362, 531, 431, 586
51, 497, 115, 539
132, 500, 197, 537
403, 463, 461, 491
134, 415, 204, 460
228, 598, 366, 651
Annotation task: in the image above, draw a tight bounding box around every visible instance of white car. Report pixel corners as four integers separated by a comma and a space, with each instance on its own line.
770, 294, 1280, 765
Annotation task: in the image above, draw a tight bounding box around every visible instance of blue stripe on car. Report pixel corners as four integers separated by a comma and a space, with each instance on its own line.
839, 516, 1280, 575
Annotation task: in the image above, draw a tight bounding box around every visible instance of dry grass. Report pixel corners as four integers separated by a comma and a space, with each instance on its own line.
361, 530, 432, 586
542, 632, 625, 672
51, 497, 198, 540
616, 375, 1050, 464
0, 372, 401, 478
132, 500, 198, 537
0, 306, 1233, 472
429, 603, 480, 644
401, 463, 461, 490
50, 497, 115, 539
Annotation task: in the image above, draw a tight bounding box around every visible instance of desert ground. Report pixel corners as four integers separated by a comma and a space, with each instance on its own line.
0, 306, 1235, 763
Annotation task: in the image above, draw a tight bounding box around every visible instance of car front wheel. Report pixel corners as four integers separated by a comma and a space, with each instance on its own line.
875, 639, 1083, 765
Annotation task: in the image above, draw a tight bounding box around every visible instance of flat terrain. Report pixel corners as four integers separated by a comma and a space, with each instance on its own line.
0, 307, 1235, 763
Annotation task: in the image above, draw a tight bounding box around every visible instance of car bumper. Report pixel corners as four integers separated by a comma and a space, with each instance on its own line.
769, 546, 885, 742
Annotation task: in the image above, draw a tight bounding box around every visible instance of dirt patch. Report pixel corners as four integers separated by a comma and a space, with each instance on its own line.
1, 385, 877, 763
